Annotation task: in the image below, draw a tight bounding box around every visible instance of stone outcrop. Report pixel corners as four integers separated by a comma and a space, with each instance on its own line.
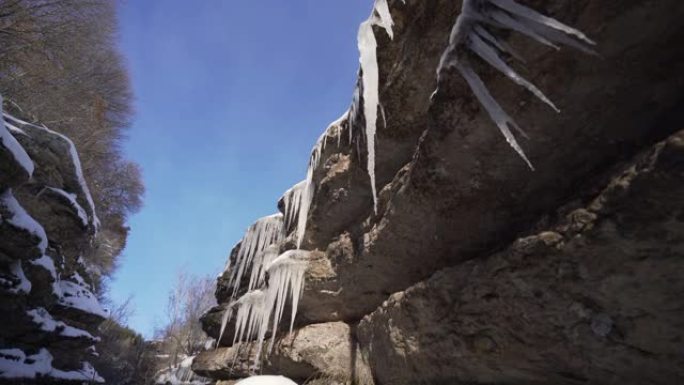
357, 131, 684, 384
197, 0, 684, 384
0, 104, 107, 383
194, 322, 373, 385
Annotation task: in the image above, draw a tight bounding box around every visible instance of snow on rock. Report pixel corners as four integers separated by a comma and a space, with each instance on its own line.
3, 112, 100, 229
0, 189, 48, 253
26, 307, 99, 342
0, 348, 103, 383
357, 0, 398, 213
30, 254, 57, 279
235, 375, 298, 385
0, 95, 34, 178
55, 280, 108, 319
226, 213, 284, 298
41, 186, 89, 227
435, 0, 595, 169
6, 260, 31, 294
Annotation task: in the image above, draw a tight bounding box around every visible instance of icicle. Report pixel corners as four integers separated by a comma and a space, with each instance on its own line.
247, 244, 280, 291
357, 0, 398, 214
435, 0, 595, 169
295, 112, 348, 249
281, 181, 306, 233
226, 213, 284, 298
265, 250, 310, 352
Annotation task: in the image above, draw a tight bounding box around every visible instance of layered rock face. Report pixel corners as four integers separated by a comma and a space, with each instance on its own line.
0, 104, 107, 383
196, 0, 684, 384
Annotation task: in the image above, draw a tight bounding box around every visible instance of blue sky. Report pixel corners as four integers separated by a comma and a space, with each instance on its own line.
111, 0, 371, 337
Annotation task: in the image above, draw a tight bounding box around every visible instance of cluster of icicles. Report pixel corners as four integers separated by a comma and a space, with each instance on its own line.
217, 0, 594, 372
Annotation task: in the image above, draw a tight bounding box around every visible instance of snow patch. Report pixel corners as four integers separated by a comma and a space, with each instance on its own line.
0, 95, 34, 177
30, 254, 57, 279
0, 189, 48, 253
3, 112, 100, 229
41, 187, 89, 227
0, 348, 103, 382
235, 375, 298, 385
55, 280, 108, 319
7, 261, 31, 294
26, 307, 99, 341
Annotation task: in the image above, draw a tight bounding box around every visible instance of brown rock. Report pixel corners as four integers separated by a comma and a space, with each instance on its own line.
357, 131, 684, 384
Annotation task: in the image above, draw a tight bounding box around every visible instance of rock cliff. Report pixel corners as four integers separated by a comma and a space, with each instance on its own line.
195, 0, 684, 384
0, 100, 107, 383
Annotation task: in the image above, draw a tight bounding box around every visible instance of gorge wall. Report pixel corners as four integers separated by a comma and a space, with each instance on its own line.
194, 0, 684, 384
0, 101, 107, 383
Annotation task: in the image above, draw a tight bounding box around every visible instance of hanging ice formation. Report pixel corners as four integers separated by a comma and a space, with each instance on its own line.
264, 249, 309, 351
281, 180, 306, 233
216, 250, 310, 369
435, 0, 595, 169
295, 112, 348, 249
225, 213, 284, 298
357, 0, 398, 213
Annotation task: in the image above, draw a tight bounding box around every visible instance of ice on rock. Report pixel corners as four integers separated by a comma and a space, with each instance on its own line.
226, 214, 284, 298
248, 244, 280, 292
217, 250, 310, 368
265, 249, 309, 349
0, 96, 34, 177
296, 112, 348, 248
357, 0, 398, 213
155, 355, 209, 385
281, 181, 306, 233
435, 0, 595, 169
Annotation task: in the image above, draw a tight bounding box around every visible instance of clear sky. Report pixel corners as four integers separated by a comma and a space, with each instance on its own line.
111, 0, 371, 337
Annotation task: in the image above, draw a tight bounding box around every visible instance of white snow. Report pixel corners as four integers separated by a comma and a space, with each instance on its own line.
3, 111, 100, 229
0, 348, 103, 382
30, 254, 57, 279
0, 189, 48, 253
26, 307, 99, 341
435, 0, 595, 169
42, 187, 89, 227
8, 261, 31, 294
0, 96, 34, 177
235, 375, 298, 385
55, 280, 108, 319
226, 213, 284, 298
357, 0, 398, 213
